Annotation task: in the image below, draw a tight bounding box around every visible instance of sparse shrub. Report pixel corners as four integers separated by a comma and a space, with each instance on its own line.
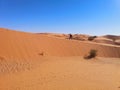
88, 36, 97, 41
38, 52, 44, 56
84, 49, 97, 59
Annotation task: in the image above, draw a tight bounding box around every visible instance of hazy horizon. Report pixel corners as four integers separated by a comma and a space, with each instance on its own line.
0, 0, 120, 35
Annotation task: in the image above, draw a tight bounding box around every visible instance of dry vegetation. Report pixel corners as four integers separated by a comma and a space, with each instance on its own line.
84, 49, 97, 59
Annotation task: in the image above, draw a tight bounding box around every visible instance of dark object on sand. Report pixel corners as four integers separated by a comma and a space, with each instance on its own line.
84, 49, 97, 59
69, 34, 73, 39
38, 52, 44, 56
88, 36, 97, 41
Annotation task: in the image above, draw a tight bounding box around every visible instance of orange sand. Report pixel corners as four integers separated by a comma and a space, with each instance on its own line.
0, 28, 120, 90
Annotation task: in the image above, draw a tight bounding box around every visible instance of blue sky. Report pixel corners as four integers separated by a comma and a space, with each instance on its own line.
0, 0, 120, 35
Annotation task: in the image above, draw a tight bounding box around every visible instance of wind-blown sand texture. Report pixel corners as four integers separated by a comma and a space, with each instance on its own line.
0, 28, 120, 90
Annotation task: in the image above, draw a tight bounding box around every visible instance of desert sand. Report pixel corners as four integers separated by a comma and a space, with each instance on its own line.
0, 28, 120, 90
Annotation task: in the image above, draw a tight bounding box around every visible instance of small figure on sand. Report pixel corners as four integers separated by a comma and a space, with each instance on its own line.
69, 34, 73, 39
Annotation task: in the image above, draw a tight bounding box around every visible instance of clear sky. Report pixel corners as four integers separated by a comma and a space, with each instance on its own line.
0, 0, 120, 35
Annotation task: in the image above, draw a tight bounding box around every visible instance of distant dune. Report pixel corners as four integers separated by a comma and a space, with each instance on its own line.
103, 35, 120, 40
0, 28, 120, 90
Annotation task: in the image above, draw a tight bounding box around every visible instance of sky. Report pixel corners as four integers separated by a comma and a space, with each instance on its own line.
0, 0, 120, 35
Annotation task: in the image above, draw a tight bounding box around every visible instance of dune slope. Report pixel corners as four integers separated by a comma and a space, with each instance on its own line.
0, 28, 120, 59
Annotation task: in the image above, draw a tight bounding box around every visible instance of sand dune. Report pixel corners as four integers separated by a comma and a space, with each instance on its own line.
103, 35, 120, 40
45, 33, 120, 46
0, 28, 120, 90
0, 28, 120, 59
